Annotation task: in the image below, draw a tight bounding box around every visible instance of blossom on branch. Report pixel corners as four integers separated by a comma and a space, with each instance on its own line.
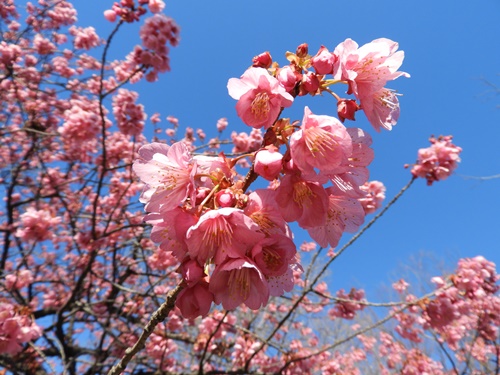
227, 67, 293, 129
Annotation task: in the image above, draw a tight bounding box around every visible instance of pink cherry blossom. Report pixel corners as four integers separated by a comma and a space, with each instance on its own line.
185, 207, 265, 265
244, 189, 290, 236
275, 173, 329, 228
227, 67, 293, 129
210, 258, 270, 310
175, 281, 214, 319
409, 135, 462, 185
250, 234, 296, 277
311, 45, 337, 75
133, 142, 195, 212
334, 38, 409, 131
290, 106, 352, 179
15, 207, 61, 242
0, 302, 42, 355
307, 187, 365, 248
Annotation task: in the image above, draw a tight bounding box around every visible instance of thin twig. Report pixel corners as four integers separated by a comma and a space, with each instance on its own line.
107, 282, 185, 375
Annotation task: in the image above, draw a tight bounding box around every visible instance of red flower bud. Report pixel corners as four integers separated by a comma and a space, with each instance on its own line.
337, 99, 360, 122
252, 51, 273, 69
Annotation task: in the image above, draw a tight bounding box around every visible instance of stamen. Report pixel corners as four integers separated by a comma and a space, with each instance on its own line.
251, 92, 270, 119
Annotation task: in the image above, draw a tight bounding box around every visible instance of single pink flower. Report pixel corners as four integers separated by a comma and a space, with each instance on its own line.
307, 187, 365, 248
227, 67, 293, 129
175, 281, 214, 319
250, 234, 296, 277
244, 189, 290, 236
185, 207, 264, 265
290, 106, 352, 179
146, 207, 198, 262
277, 65, 300, 93
275, 173, 329, 229
209, 258, 270, 310
133, 142, 195, 212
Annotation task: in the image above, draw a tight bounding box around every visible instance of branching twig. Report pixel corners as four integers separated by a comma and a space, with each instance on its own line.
107, 282, 185, 375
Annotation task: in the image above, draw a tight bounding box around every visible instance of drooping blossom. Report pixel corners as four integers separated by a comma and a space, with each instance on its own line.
244, 189, 290, 236
334, 38, 410, 131
175, 281, 214, 319
227, 67, 293, 129
310, 45, 337, 75
210, 258, 270, 311
307, 187, 365, 248
250, 234, 296, 277
185, 207, 265, 265
275, 173, 329, 229
0, 302, 42, 355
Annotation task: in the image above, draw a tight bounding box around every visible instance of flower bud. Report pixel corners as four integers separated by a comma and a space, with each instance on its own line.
295, 43, 309, 58
252, 51, 273, 68
337, 99, 360, 122
300, 71, 320, 95
254, 146, 283, 181
311, 45, 336, 75
215, 189, 236, 208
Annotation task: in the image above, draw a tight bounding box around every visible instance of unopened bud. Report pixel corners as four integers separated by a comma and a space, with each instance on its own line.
337, 99, 360, 122
252, 51, 273, 68
296, 43, 309, 58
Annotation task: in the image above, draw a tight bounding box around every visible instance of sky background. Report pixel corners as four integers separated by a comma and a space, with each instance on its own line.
75, 0, 500, 298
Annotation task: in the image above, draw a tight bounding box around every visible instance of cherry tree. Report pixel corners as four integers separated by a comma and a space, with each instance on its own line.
0, 1, 498, 374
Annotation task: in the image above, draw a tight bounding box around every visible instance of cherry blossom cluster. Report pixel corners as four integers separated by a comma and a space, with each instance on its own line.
408, 135, 463, 185
133, 142, 300, 318
134, 38, 409, 319
0, 301, 42, 355
239, 39, 409, 132
104, 0, 165, 23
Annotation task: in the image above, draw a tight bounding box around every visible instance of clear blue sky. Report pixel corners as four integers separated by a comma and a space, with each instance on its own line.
76, 1, 500, 296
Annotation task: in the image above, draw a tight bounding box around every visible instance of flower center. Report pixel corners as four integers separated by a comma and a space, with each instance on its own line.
293, 181, 314, 208
228, 267, 250, 300
304, 127, 336, 157
251, 92, 270, 119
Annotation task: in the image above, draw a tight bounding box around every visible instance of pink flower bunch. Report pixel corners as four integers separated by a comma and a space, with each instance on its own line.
112, 88, 146, 136
409, 135, 462, 185
104, 1, 148, 23
133, 142, 299, 317
15, 207, 61, 242
228, 40, 408, 132
0, 302, 42, 355
334, 38, 410, 131
358, 180, 386, 214
138, 13, 180, 82
328, 288, 366, 320
69, 26, 101, 50
4, 270, 34, 291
